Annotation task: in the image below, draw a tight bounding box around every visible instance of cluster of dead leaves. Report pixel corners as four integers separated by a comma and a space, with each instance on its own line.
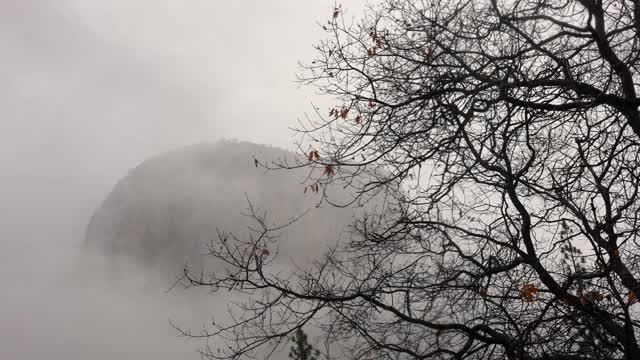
255, 245, 270, 258
578, 290, 636, 305
329, 106, 368, 125
586, 290, 605, 302
576, 289, 608, 305
328, 101, 377, 126
308, 150, 320, 161
329, 107, 350, 120
367, 31, 382, 57
303, 166, 334, 195
304, 183, 320, 194
520, 281, 637, 307
521, 284, 539, 302
369, 31, 382, 48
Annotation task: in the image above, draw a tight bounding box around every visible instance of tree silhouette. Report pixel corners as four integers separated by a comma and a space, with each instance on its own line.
288, 329, 320, 360
180, 1, 640, 359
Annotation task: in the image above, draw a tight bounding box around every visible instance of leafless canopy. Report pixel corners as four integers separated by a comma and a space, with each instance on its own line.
182, 1, 640, 359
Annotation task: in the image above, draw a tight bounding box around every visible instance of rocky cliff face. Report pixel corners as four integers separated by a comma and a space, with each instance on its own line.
85, 140, 364, 277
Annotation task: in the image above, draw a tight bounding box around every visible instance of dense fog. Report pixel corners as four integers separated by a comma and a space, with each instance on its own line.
0, 2, 362, 359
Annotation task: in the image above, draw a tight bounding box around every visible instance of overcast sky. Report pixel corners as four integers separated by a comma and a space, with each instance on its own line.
0, 0, 363, 263
0, 2, 365, 359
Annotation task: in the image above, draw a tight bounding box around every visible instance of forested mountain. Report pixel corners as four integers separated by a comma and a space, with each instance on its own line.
86, 140, 368, 277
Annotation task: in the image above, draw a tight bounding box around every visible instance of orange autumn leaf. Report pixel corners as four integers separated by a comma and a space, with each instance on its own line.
324, 164, 334, 176
521, 284, 539, 302
629, 291, 637, 304
612, 248, 620, 257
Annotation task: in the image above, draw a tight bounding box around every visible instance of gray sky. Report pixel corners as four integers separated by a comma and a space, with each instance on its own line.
0, 1, 364, 359
0, 0, 349, 260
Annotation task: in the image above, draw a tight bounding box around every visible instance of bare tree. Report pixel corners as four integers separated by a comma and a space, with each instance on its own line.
181, 1, 640, 359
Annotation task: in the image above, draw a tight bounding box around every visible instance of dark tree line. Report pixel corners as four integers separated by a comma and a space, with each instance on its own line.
180, 1, 640, 359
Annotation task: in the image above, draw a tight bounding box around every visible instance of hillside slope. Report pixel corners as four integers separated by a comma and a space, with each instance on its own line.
85, 140, 365, 277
